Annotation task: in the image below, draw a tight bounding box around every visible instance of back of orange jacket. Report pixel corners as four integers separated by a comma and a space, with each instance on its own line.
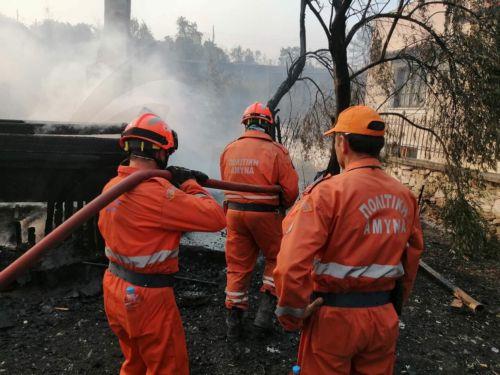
220, 130, 298, 207
274, 158, 424, 330
98, 165, 226, 275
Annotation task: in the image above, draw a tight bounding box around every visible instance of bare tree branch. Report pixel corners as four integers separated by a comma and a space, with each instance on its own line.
267, 0, 307, 142
380, 0, 406, 60
349, 52, 439, 80
361, 0, 373, 22
306, 0, 332, 39
298, 76, 330, 115
407, 1, 478, 18
347, 12, 453, 58
374, 68, 414, 110
329, 2, 336, 30
341, 0, 354, 13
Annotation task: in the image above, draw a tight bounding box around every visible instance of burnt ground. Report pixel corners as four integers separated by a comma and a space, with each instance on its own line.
0, 223, 499, 375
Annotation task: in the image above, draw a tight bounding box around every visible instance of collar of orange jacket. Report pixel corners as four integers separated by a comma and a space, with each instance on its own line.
344, 157, 381, 172
239, 129, 273, 142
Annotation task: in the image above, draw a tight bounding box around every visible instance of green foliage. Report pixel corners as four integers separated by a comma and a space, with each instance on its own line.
441, 194, 499, 259
31, 19, 95, 46
435, 2, 500, 170
130, 18, 154, 47
425, 3, 499, 257
159, 17, 267, 65
229, 45, 265, 64
176, 17, 202, 43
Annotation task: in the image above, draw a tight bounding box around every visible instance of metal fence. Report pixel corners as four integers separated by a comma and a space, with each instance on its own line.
383, 112, 446, 163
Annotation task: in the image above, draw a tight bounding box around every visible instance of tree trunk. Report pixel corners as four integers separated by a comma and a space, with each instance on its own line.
326, 7, 351, 175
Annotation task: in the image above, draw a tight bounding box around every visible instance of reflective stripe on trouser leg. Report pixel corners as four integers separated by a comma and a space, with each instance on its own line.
261, 275, 276, 295
225, 210, 260, 310
225, 290, 249, 309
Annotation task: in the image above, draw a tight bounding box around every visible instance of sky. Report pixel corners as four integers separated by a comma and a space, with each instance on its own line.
0, 0, 330, 60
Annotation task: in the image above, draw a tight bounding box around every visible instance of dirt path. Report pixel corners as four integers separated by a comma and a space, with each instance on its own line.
0, 226, 498, 374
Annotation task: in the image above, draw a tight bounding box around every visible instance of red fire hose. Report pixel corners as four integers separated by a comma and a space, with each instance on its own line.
0, 170, 281, 290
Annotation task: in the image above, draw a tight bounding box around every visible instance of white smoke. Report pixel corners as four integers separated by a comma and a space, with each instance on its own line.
0, 13, 325, 182
0, 16, 245, 176
0, 14, 328, 252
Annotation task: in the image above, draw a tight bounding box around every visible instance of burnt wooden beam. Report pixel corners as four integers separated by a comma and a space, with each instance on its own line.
64, 201, 74, 221
0, 119, 125, 135
27, 227, 36, 247
54, 202, 63, 227
0, 134, 123, 202
13, 221, 22, 249
45, 201, 55, 235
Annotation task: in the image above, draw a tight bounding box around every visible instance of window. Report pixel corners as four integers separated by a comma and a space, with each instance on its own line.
392, 65, 426, 108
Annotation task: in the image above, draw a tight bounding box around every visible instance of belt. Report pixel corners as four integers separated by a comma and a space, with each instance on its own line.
312, 291, 392, 308
227, 202, 279, 212
108, 261, 175, 288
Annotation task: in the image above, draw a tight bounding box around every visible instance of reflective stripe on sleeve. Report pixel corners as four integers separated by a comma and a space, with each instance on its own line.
275, 305, 305, 318
313, 260, 404, 279
105, 247, 179, 268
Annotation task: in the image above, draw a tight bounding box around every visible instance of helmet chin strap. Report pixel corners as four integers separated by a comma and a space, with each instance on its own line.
131, 153, 155, 161
129, 152, 169, 169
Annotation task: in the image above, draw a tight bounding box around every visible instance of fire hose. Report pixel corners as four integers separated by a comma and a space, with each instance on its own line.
0, 170, 281, 290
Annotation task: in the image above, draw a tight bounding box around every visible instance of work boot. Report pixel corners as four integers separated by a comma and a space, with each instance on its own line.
226, 307, 244, 341
253, 291, 277, 332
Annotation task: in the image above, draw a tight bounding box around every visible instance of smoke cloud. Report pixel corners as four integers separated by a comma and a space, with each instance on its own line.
0, 14, 304, 178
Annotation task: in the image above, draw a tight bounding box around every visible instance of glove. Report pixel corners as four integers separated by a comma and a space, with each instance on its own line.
167, 166, 195, 187
191, 170, 209, 184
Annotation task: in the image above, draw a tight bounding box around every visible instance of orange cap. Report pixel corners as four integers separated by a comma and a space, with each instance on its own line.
324, 105, 385, 137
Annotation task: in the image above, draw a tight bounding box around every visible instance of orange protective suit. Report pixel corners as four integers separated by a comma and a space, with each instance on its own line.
220, 130, 299, 309
98, 165, 226, 375
274, 158, 424, 374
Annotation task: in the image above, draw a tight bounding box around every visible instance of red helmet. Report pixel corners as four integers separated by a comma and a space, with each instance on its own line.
241, 102, 274, 125
119, 113, 178, 155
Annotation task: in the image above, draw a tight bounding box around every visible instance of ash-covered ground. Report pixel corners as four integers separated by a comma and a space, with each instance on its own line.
0, 225, 499, 375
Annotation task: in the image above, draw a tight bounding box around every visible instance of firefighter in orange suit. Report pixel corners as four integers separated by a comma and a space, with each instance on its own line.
98, 113, 226, 375
220, 102, 299, 339
274, 106, 424, 374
